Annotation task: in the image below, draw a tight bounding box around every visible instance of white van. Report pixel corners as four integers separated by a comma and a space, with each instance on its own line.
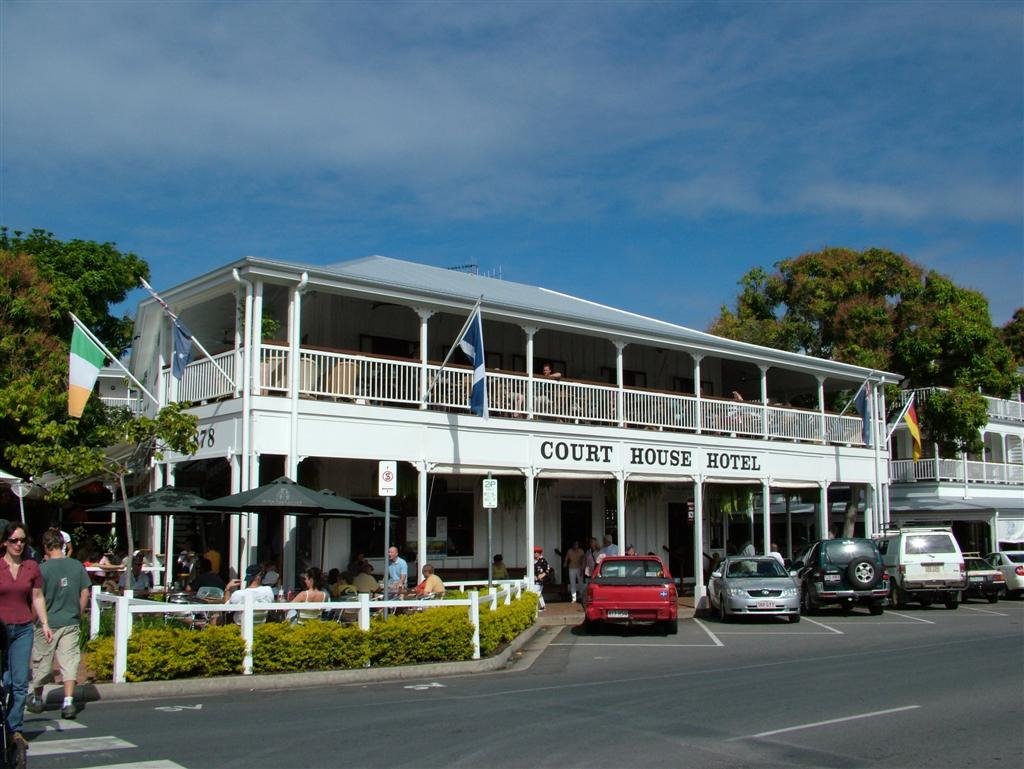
873, 527, 966, 609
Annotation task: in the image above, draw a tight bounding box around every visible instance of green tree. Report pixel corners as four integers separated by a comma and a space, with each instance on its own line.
1001, 308, 1024, 364
710, 247, 1021, 448
0, 228, 197, 498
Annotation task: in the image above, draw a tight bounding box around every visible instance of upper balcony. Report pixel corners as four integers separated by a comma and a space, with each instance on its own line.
157, 343, 868, 447
899, 387, 1024, 425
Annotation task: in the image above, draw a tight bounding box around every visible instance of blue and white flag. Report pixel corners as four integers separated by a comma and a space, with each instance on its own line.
853, 381, 872, 445
457, 308, 488, 418
172, 320, 193, 380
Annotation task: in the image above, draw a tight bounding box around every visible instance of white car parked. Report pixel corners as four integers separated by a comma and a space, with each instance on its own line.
874, 527, 966, 609
985, 551, 1024, 597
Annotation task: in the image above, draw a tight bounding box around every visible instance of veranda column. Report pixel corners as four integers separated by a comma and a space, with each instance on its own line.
615, 472, 626, 551
283, 275, 308, 593
149, 462, 164, 568
615, 340, 626, 428
165, 464, 176, 590
692, 476, 706, 601
693, 355, 703, 434
818, 482, 829, 540
760, 365, 769, 439
228, 451, 242, 580
525, 469, 535, 570
417, 462, 428, 576
417, 309, 434, 409
761, 479, 771, 554
523, 326, 536, 419
816, 376, 826, 444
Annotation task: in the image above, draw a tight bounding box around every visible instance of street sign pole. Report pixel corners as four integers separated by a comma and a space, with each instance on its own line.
482, 474, 498, 588
378, 461, 398, 619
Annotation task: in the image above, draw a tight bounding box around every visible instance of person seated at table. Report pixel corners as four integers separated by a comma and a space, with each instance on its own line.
330, 570, 358, 599
353, 561, 380, 594
118, 551, 153, 596
222, 564, 275, 624
188, 557, 226, 593
414, 564, 445, 597
491, 554, 509, 580
287, 567, 329, 623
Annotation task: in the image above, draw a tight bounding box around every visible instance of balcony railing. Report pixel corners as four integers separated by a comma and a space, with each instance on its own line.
890, 458, 1024, 485
900, 387, 1024, 424
165, 346, 870, 448
99, 396, 145, 414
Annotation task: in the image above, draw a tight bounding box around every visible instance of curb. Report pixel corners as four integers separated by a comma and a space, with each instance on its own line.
63, 621, 545, 704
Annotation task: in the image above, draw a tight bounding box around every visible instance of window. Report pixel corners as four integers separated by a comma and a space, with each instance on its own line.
428, 491, 474, 557
673, 377, 714, 396
360, 334, 417, 359
905, 534, 956, 554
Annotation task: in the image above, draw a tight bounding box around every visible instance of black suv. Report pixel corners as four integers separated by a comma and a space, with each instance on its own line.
791, 538, 888, 615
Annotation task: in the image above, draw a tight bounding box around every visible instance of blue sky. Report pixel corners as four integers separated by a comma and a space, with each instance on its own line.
2, 1, 1021, 329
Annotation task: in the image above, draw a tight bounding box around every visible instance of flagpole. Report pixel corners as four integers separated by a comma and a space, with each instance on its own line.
421, 295, 483, 405
140, 278, 236, 389
70, 313, 159, 407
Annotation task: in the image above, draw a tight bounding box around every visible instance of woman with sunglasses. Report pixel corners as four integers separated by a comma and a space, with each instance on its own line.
0, 522, 52, 749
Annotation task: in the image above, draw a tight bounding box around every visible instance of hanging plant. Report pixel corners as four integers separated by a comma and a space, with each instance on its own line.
706, 486, 755, 525
497, 476, 525, 509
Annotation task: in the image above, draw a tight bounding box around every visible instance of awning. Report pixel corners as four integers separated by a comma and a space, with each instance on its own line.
625, 472, 695, 483
427, 464, 524, 477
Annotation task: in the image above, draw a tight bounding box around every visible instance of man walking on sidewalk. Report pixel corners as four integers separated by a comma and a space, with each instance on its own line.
26, 529, 90, 719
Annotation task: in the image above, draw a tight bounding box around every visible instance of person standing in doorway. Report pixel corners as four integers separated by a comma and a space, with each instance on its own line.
563, 541, 585, 603
599, 534, 619, 560
27, 528, 90, 719
0, 521, 52, 753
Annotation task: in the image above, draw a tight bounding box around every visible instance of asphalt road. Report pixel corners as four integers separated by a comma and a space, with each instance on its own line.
22, 600, 1024, 769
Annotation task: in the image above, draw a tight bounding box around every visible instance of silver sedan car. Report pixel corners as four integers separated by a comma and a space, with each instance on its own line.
707, 556, 801, 623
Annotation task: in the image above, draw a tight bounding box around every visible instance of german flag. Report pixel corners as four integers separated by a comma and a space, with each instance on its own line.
904, 403, 922, 461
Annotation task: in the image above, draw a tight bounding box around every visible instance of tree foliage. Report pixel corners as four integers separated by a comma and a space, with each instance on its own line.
1002, 308, 1024, 364
710, 247, 1021, 449
0, 228, 197, 498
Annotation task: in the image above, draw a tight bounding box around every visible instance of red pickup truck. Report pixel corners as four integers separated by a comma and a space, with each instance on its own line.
584, 555, 678, 634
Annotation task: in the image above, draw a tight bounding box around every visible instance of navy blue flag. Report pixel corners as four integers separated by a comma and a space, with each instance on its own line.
172, 320, 193, 380
457, 308, 488, 418
852, 381, 872, 445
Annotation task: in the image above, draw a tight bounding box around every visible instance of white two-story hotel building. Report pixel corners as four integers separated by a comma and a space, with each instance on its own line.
127, 256, 898, 597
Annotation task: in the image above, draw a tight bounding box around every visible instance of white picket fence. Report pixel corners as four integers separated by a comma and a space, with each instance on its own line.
90, 579, 532, 683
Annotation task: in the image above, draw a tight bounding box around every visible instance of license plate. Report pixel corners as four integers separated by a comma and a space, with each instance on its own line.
924, 564, 941, 573
824, 574, 841, 582
607, 610, 629, 619
969, 576, 983, 582
755, 600, 775, 609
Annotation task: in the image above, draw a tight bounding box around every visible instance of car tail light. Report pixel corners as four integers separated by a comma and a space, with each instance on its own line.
994, 573, 1005, 583
1015, 566, 1024, 577
958, 563, 966, 575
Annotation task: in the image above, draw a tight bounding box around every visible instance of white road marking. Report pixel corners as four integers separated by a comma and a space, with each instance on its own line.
800, 616, 843, 634
552, 642, 719, 648
713, 631, 834, 635
734, 705, 920, 740
27, 736, 136, 756
693, 618, 725, 646
23, 718, 88, 732
404, 682, 446, 690
50, 763, 186, 769
155, 703, 203, 712
960, 605, 1008, 617
886, 610, 935, 624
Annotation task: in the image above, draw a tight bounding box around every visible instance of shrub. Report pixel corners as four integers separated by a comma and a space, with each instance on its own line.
367, 606, 474, 666
85, 625, 245, 682
252, 621, 369, 673
478, 590, 539, 656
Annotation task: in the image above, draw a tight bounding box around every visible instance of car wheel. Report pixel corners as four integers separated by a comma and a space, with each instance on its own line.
890, 582, 905, 609
987, 593, 999, 604
944, 592, 958, 610
788, 613, 801, 624
869, 601, 884, 616
918, 596, 933, 608
582, 618, 596, 634
846, 556, 877, 589
800, 587, 816, 616
718, 598, 730, 623
665, 620, 678, 635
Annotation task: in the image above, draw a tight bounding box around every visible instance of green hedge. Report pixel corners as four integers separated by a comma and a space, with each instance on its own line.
85, 592, 538, 682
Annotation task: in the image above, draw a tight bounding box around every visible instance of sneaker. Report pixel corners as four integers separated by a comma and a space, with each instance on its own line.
25, 693, 44, 714
61, 702, 78, 720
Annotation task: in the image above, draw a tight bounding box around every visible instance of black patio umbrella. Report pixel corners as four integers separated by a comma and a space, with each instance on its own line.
89, 486, 227, 588
195, 476, 380, 517
196, 477, 382, 574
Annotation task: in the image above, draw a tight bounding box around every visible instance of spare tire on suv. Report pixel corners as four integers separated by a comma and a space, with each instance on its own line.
793, 538, 889, 616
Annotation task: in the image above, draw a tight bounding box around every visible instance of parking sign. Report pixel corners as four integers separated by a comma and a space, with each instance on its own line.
378, 461, 397, 497
482, 478, 498, 508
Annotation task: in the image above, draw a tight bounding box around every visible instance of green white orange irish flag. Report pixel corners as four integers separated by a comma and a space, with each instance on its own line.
68, 322, 108, 417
